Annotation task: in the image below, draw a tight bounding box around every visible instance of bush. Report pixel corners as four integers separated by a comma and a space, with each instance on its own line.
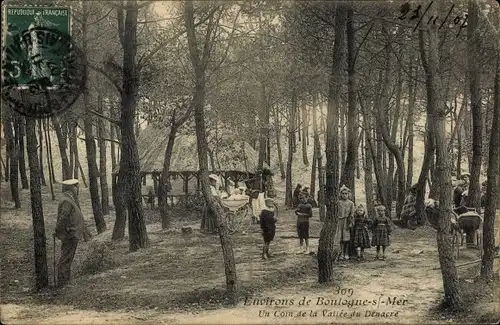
75, 241, 117, 276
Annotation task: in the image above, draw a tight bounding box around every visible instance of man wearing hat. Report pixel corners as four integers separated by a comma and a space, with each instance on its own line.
53, 179, 91, 288
453, 174, 469, 208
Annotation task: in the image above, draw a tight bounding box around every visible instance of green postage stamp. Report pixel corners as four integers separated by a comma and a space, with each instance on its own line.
3, 6, 71, 87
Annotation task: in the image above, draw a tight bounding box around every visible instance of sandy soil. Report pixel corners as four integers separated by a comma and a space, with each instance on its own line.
1, 182, 499, 325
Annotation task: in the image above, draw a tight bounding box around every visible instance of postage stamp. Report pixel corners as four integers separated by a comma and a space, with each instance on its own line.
2, 6, 86, 118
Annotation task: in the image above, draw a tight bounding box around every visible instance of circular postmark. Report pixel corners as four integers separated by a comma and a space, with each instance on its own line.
2, 14, 86, 118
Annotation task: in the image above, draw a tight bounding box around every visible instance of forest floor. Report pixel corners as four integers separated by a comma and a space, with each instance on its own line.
1, 181, 499, 325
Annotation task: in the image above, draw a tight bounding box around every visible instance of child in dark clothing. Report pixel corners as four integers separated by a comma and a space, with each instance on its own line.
295, 195, 313, 254
259, 198, 277, 260
353, 204, 371, 260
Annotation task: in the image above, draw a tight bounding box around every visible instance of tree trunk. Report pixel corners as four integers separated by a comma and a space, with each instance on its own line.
119, 1, 148, 251
301, 100, 309, 165
3, 110, 21, 207
25, 117, 49, 291
257, 84, 268, 190
375, 129, 386, 186
111, 173, 128, 241
2, 118, 9, 181
415, 128, 434, 222
273, 106, 286, 180
69, 122, 75, 177
208, 148, 216, 171
310, 97, 317, 195
76, 150, 88, 187
297, 106, 301, 144
456, 119, 463, 177
318, 4, 346, 283
110, 120, 117, 171
406, 55, 416, 189
52, 116, 71, 180
285, 91, 297, 208
17, 116, 29, 189
310, 149, 317, 197
321, 104, 327, 145
312, 94, 325, 220
356, 132, 361, 180
159, 136, 175, 229
448, 84, 468, 151
340, 106, 346, 176
363, 114, 375, 218
339, 7, 358, 198
480, 52, 499, 280
466, 0, 482, 212
366, 88, 387, 208
463, 111, 473, 173
266, 135, 271, 167
46, 120, 56, 183
184, 0, 237, 304
81, 4, 106, 234
0, 149, 3, 181
10, 115, 21, 207
292, 102, 297, 153
388, 66, 404, 202
115, 123, 121, 163
135, 114, 140, 138
160, 123, 185, 229
43, 119, 55, 201
38, 121, 46, 186
97, 95, 110, 215
419, 16, 463, 308
375, 35, 406, 218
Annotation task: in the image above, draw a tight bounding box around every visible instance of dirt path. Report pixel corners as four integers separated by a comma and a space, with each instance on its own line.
1, 182, 498, 324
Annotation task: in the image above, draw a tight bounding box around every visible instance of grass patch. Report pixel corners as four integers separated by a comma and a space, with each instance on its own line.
74, 241, 119, 276
428, 265, 500, 323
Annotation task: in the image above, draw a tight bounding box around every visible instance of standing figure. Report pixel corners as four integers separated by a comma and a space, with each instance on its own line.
453, 173, 470, 208
259, 198, 277, 260
480, 181, 487, 209
292, 184, 302, 208
401, 185, 417, 228
371, 204, 392, 260
353, 204, 371, 260
201, 174, 220, 232
250, 189, 265, 224
54, 179, 91, 288
336, 185, 354, 260
295, 195, 313, 254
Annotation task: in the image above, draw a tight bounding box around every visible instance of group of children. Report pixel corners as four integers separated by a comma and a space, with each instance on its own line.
258, 185, 393, 261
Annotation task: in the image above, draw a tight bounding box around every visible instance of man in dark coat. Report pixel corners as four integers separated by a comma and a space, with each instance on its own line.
453, 173, 470, 208
54, 179, 91, 288
292, 184, 302, 208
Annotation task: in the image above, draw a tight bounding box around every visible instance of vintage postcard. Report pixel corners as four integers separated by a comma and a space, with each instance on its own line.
1, 0, 499, 324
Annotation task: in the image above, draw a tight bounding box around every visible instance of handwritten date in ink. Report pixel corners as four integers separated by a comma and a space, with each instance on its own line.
398, 1, 467, 37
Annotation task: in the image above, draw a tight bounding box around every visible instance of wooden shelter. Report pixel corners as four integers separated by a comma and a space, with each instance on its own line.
113, 126, 270, 205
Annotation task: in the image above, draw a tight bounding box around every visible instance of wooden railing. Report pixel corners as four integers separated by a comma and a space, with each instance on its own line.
142, 193, 204, 209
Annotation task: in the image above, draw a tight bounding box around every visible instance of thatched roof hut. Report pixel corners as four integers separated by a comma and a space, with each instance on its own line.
114, 126, 267, 178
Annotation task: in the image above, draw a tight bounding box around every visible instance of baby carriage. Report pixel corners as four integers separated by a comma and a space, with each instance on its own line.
453, 206, 483, 252
220, 197, 251, 233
